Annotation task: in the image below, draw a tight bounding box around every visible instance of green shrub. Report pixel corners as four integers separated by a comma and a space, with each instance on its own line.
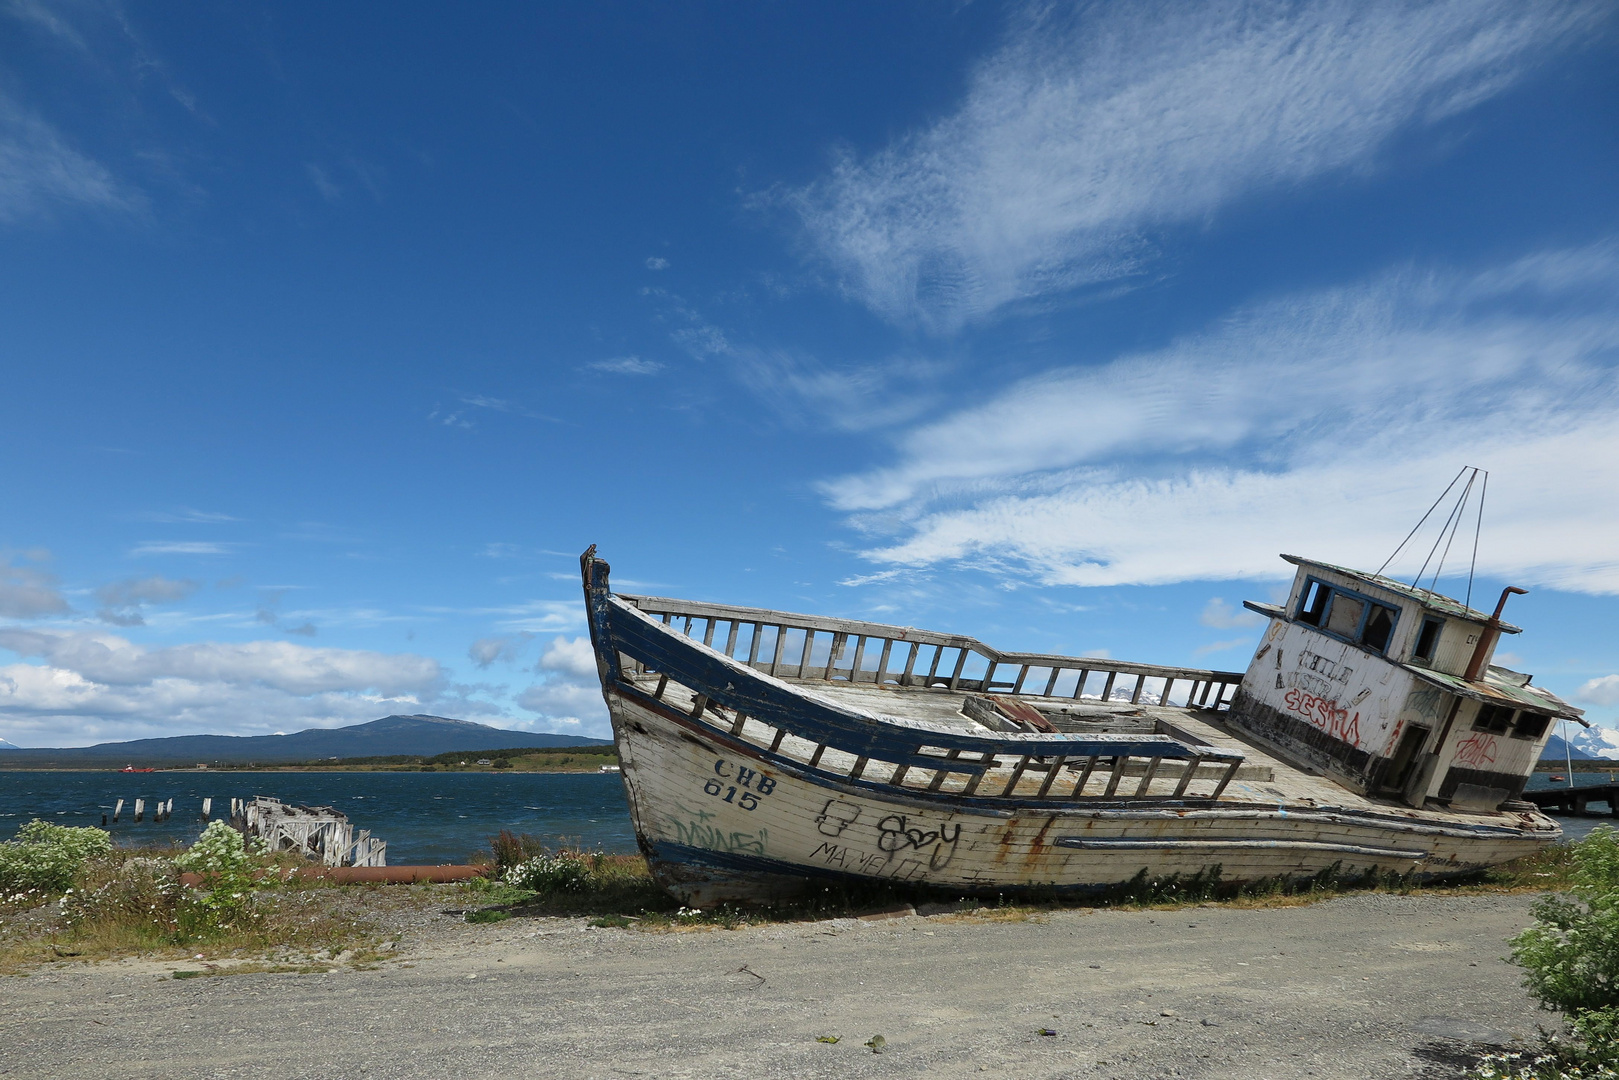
172, 821, 269, 935
0, 819, 113, 893
1512, 827, 1619, 1016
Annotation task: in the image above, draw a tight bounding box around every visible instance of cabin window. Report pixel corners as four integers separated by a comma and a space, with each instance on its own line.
1294, 578, 1400, 653
1360, 604, 1397, 654
1297, 580, 1331, 626
1413, 616, 1444, 663
1473, 704, 1514, 736
1325, 594, 1365, 638
1512, 712, 1551, 740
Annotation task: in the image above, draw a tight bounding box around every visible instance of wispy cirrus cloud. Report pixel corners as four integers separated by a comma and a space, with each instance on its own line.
129, 541, 235, 556
132, 508, 241, 524
0, 91, 136, 224
788, 0, 1607, 333
827, 242, 1619, 593
585, 356, 663, 376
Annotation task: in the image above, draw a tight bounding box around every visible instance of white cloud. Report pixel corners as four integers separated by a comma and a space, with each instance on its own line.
455, 394, 559, 422
1194, 638, 1254, 658
133, 508, 241, 524
586, 356, 663, 376
789, 0, 1604, 332
96, 573, 195, 608
129, 541, 234, 556
468, 631, 536, 669
497, 636, 609, 735
95, 574, 198, 626
537, 635, 597, 680
645, 256, 670, 270
0, 629, 448, 746
305, 162, 340, 202
1578, 676, 1619, 708
0, 556, 68, 619
1200, 598, 1262, 630
0, 92, 135, 224
0, 629, 440, 695
827, 244, 1619, 593
516, 679, 605, 736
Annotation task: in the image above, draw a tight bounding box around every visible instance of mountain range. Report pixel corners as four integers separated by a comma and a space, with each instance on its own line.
1542, 725, 1619, 762
0, 715, 608, 767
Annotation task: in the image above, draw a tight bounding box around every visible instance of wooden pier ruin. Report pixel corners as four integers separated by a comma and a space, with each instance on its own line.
230, 797, 387, 867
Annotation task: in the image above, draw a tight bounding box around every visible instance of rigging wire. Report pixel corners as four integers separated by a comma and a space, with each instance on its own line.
1377, 466, 1467, 577
1425, 469, 1478, 595
1465, 470, 1488, 611
1412, 467, 1478, 592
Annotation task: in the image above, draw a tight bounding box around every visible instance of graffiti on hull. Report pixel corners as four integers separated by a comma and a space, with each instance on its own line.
666, 804, 769, 855
1453, 732, 1498, 768
1282, 687, 1362, 747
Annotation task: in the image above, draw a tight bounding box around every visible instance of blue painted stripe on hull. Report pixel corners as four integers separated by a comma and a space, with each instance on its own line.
1053, 837, 1429, 860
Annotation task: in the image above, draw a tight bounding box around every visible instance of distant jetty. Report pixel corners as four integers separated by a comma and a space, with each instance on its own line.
234, 796, 387, 867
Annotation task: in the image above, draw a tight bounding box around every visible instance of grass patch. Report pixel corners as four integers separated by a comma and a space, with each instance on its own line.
0, 845, 393, 975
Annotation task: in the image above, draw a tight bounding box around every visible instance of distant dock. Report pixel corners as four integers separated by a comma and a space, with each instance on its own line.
1524, 780, 1618, 817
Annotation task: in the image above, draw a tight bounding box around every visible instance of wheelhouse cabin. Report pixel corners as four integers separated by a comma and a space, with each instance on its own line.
1231, 556, 1581, 812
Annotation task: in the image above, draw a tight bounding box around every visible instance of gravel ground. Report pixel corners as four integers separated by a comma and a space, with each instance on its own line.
0, 891, 1552, 1080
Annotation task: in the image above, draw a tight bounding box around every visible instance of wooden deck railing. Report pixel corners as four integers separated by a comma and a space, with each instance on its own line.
620, 594, 1245, 711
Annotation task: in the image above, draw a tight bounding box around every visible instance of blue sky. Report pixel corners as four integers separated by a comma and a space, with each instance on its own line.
2, 0, 1617, 748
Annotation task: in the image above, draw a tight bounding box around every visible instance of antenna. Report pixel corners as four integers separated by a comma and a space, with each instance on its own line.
1379, 467, 1489, 606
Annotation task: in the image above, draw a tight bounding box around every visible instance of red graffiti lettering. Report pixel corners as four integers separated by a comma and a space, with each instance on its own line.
1282, 687, 1362, 747
1454, 732, 1498, 768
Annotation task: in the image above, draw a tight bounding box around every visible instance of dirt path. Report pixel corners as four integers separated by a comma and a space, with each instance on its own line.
0, 891, 1550, 1080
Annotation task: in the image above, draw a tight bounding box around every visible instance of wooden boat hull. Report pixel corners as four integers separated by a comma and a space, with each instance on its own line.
607, 686, 1554, 907
579, 548, 1559, 907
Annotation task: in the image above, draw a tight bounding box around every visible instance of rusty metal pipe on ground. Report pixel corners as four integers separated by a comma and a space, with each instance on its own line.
178, 865, 491, 887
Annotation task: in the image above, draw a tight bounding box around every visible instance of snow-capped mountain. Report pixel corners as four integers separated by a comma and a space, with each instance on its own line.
1544, 725, 1619, 761
0, 738, 19, 751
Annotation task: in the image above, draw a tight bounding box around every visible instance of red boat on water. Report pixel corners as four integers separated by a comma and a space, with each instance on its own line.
118, 765, 155, 773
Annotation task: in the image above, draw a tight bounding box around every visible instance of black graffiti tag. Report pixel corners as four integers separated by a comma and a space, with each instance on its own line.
814, 798, 861, 837
875, 814, 962, 869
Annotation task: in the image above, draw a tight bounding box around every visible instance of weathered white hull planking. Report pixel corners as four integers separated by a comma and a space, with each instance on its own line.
580, 548, 1562, 906
608, 689, 1551, 906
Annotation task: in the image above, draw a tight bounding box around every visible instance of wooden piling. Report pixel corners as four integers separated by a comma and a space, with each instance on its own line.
202, 797, 212, 820
134, 798, 144, 822
113, 798, 124, 822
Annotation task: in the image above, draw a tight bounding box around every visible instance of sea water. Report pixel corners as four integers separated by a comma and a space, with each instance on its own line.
0, 770, 637, 864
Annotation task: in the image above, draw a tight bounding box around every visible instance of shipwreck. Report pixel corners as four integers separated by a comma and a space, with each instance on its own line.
580, 545, 1581, 905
